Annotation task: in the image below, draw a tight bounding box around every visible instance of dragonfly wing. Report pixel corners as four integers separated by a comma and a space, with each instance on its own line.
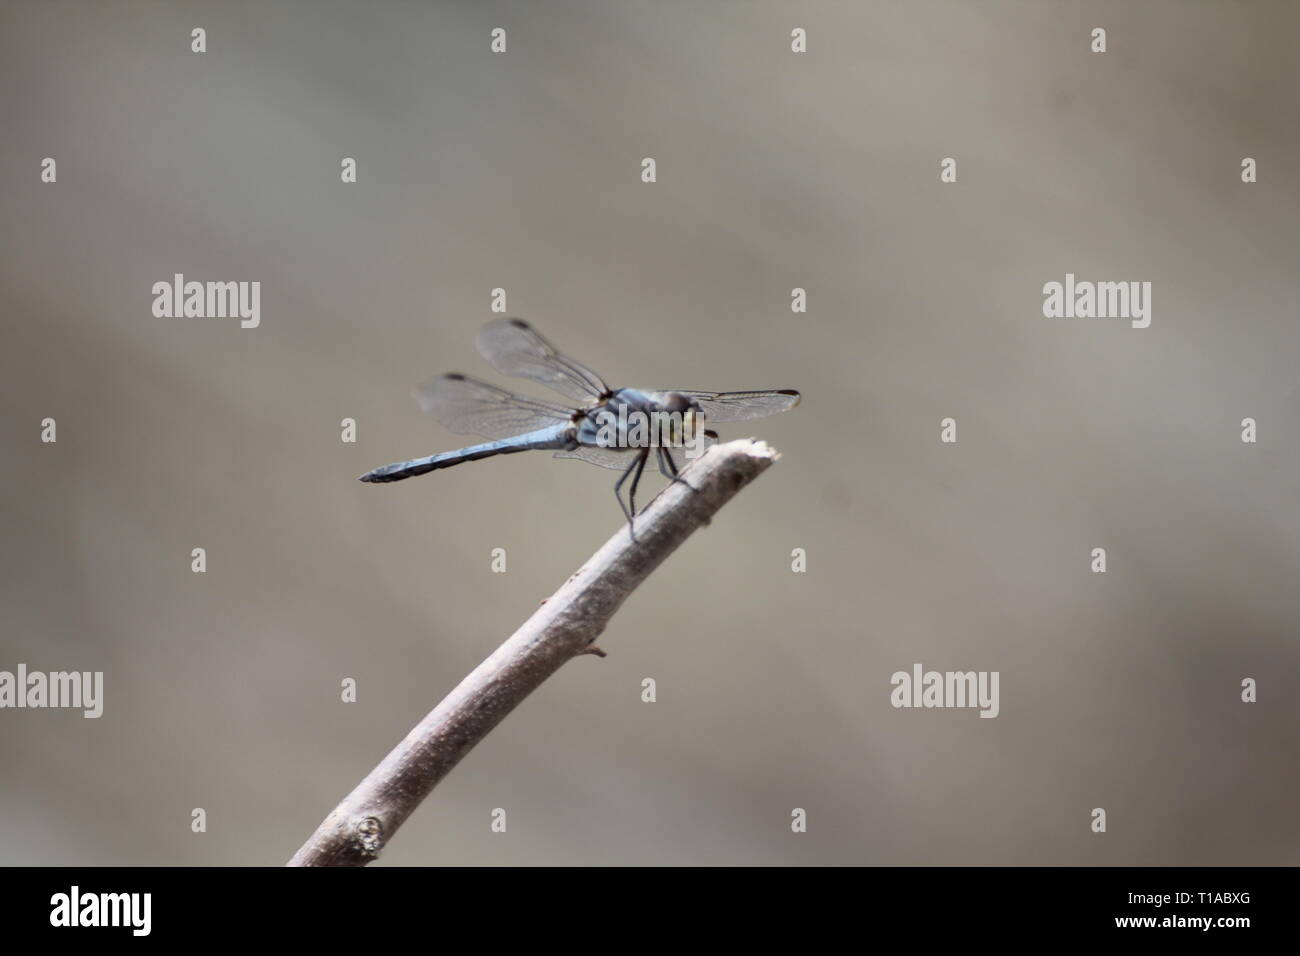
650, 388, 801, 423
414, 373, 574, 440
477, 318, 609, 403
553, 445, 633, 470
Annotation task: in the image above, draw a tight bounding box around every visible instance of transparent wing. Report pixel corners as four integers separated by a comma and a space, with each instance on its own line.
477, 318, 609, 403
413, 373, 574, 440
651, 389, 801, 423
553, 446, 632, 470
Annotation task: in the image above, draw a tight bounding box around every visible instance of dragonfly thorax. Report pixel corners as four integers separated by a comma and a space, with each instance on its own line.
577, 389, 705, 450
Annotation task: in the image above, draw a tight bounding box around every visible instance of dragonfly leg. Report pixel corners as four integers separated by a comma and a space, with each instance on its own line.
627, 447, 650, 519
613, 451, 640, 527
657, 447, 697, 492
615, 448, 650, 537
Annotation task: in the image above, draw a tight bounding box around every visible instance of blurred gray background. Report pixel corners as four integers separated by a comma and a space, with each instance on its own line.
2, 0, 1298, 865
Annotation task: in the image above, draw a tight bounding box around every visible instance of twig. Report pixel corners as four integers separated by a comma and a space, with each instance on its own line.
288, 439, 780, 866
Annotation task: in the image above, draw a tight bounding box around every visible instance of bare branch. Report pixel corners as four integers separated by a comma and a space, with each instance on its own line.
288, 439, 780, 866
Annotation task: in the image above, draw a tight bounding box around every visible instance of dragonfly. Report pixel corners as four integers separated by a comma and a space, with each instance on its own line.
360, 318, 800, 532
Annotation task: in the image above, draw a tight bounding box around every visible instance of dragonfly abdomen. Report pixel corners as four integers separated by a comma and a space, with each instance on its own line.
359, 425, 575, 483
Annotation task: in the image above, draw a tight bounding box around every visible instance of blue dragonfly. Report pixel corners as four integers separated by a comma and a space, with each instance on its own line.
360, 319, 800, 529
